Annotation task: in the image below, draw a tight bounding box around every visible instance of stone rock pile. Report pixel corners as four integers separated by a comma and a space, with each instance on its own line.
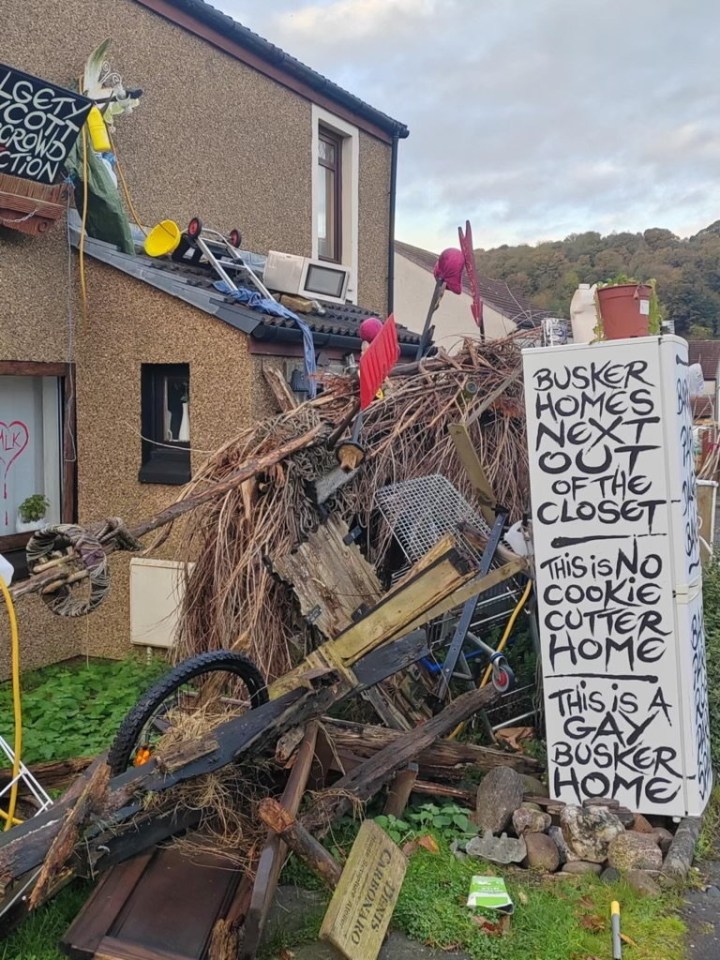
454, 767, 677, 897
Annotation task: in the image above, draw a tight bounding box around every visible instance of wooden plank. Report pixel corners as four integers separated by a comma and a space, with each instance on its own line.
321, 719, 538, 773
320, 821, 406, 960
448, 422, 496, 524
62, 854, 154, 959
0, 188, 65, 219
360, 686, 411, 731
240, 724, 319, 960
322, 548, 474, 665
107, 847, 240, 960
262, 363, 298, 412
392, 559, 527, 642
303, 680, 503, 834
268, 548, 469, 698
383, 763, 418, 817
257, 799, 343, 888
271, 518, 383, 639
95, 934, 187, 960
0, 630, 431, 894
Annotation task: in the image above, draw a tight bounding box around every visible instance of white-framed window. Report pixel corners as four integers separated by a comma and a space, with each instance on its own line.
0, 374, 62, 537
312, 105, 359, 304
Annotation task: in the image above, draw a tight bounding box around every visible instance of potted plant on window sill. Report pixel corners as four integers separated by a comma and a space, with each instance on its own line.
593, 274, 663, 341
17, 494, 50, 534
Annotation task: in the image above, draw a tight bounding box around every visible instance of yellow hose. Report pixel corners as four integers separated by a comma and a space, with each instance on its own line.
0, 574, 23, 830
450, 578, 533, 740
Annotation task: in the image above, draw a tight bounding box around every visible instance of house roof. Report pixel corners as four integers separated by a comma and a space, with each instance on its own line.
692, 395, 715, 420
395, 240, 552, 327
70, 229, 421, 356
688, 340, 720, 380
136, 0, 409, 141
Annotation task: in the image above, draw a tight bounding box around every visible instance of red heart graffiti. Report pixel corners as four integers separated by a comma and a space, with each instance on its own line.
0, 421, 30, 499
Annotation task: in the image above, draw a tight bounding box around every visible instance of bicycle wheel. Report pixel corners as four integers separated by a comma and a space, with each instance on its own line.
108, 651, 268, 775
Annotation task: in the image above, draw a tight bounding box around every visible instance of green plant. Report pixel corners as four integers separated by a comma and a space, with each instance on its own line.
18, 494, 50, 523
0, 656, 168, 763
593, 274, 664, 339
703, 562, 720, 770
375, 802, 476, 845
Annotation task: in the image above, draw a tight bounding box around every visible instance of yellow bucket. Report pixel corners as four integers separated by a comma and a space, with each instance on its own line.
144, 220, 182, 258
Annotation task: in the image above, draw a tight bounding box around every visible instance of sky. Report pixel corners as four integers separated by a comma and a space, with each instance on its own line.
215, 0, 720, 253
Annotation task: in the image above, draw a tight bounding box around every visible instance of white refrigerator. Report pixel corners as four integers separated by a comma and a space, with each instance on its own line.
523, 335, 712, 817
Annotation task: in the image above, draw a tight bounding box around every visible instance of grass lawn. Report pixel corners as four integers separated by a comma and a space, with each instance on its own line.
0, 655, 168, 960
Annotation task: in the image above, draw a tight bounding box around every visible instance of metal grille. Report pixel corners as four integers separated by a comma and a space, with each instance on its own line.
375, 474, 492, 565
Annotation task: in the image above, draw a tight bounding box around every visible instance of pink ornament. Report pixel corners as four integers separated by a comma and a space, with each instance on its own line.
359, 316, 384, 342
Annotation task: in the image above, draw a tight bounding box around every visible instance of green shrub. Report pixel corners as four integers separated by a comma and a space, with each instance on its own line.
703, 563, 720, 769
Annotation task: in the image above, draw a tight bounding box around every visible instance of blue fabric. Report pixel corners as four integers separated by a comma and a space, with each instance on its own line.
214, 282, 317, 397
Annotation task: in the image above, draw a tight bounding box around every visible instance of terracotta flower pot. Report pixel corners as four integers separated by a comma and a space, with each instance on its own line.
596, 283, 652, 340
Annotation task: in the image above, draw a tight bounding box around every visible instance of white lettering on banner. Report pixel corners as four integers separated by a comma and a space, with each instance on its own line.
0, 64, 92, 184
526, 348, 692, 813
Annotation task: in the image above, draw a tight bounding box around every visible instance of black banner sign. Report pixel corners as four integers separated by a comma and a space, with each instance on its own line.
0, 63, 93, 185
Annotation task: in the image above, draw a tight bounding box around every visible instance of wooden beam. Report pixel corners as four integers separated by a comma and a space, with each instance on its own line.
383, 763, 418, 818
302, 680, 503, 834
241, 724, 319, 960
257, 799, 343, 889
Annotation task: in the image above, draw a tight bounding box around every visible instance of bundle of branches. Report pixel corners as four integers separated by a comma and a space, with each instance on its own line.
174, 334, 529, 681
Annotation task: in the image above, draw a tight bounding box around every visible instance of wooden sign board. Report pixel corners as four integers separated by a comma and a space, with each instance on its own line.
0, 63, 92, 184
320, 820, 406, 960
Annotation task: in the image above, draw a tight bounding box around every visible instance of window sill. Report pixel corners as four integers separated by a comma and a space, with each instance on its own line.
139, 448, 191, 486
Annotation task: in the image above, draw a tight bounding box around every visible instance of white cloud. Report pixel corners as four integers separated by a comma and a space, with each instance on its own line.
274, 0, 443, 41
216, 0, 720, 249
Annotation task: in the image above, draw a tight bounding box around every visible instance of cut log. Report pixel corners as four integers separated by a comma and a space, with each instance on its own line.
29, 760, 110, 909
303, 680, 503, 834
257, 798, 343, 888
321, 719, 539, 774
263, 363, 299, 412
241, 723, 319, 960
0, 756, 93, 794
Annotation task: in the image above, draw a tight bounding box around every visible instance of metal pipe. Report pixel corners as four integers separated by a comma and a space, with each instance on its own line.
387, 133, 399, 316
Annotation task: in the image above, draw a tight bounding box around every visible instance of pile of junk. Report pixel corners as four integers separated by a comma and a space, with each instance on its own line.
0, 326, 544, 960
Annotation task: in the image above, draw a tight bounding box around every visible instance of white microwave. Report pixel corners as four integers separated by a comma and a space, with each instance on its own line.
263, 250, 351, 305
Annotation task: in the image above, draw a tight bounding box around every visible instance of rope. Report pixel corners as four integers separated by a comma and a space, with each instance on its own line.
25, 519, 141, 617
0, 208, 40, 225
107, 129, 147, 235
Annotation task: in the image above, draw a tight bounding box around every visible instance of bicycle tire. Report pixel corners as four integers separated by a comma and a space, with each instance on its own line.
108, 651, 268, 775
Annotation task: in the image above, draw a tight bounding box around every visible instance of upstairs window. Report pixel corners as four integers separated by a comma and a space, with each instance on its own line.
139, 364, 191, 485
312, 107, 359, 302
318, 127, 342, 262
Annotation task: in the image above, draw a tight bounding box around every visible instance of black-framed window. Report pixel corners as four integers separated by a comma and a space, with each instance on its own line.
318, 127, 342, 262
139, 364, 191, 485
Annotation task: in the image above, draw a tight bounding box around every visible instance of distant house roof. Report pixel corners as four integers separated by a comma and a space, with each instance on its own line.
136, 0, 409, 141
395, 240, 550, 328
70, 230, 420, 356
688, 340, 720, 380
692, 395, 715, 420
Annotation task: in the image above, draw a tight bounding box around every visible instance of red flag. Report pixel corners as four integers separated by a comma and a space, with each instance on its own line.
359, 314, 400, 410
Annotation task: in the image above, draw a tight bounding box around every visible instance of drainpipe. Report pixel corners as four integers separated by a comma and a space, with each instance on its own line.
387, 133, 399, 317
